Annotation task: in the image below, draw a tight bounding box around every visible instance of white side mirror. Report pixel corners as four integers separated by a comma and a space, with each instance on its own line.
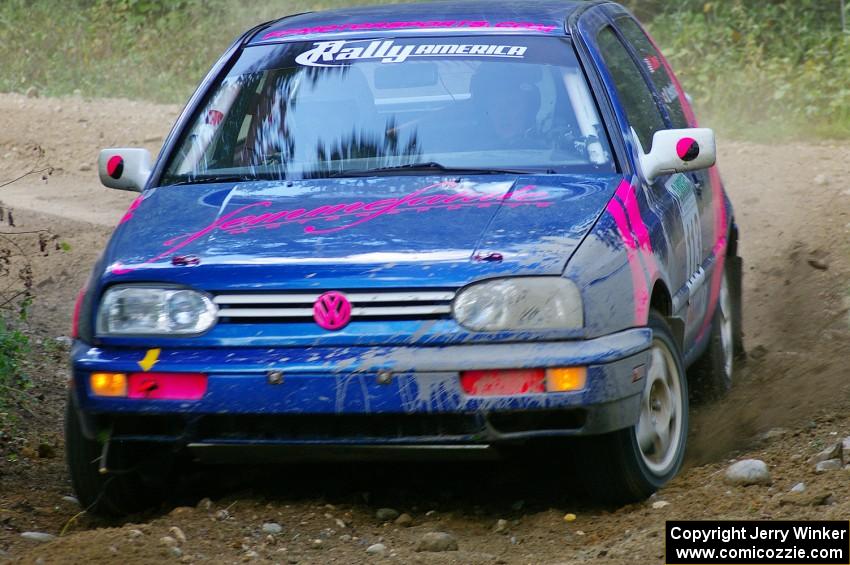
98, 148, 152, 192
636, 128, 716, 182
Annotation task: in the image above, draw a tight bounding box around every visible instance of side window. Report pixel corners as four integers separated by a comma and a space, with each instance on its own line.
596, 26, 666, 151
617, 17, 691, 129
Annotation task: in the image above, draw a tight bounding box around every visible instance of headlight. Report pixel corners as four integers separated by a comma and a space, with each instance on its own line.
453, 277, 583, 331
96, 286, 217, 336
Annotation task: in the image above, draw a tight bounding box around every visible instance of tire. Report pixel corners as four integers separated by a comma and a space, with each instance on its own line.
728, 254, 745, 360
573, 311, 689, 504
690, 261, 740, 402
65, 399, 172, 517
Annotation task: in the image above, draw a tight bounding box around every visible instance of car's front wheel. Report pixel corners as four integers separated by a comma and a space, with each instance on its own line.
574, 312, 688, 504
65, 399, 173, 516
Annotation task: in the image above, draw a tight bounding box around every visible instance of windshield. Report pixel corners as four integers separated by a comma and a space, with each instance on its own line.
161, 36, 616, 184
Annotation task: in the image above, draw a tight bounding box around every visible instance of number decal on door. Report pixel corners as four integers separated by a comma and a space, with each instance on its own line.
665, 174, 702, 278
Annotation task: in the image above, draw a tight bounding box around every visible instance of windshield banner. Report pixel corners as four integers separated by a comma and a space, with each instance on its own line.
295, 39, 528, 66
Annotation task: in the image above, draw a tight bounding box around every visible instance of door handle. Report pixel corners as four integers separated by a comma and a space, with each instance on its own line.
689, 173, 703, 197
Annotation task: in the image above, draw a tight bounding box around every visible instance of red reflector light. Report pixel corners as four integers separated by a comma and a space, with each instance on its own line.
460, 369, 546, 397
127, 373, 207, 400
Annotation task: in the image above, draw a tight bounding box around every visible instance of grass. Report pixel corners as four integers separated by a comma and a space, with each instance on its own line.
0, 0, 418, 105
0, 0, 848, 139
0, 317, 31, 456
649, 2, 850, 140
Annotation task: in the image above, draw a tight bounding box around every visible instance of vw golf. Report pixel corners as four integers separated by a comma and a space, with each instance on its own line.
67, 0, 742, 515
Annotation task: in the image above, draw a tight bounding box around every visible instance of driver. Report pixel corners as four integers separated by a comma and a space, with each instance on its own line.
471, 70, 542, 150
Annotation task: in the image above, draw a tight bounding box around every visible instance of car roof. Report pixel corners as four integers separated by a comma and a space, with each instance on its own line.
250, 0, 600, 44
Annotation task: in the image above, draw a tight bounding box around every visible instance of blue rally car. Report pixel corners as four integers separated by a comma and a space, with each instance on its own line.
67, 0, 742, 514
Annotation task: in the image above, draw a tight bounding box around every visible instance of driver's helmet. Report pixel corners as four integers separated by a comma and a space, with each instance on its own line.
470, 66, 541, 140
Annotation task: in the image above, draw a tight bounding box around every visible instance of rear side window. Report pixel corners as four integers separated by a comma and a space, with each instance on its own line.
616, 17, 690, 129
596, 27, 666, 151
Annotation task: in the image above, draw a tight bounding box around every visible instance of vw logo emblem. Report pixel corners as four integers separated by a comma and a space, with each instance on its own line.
313, 291, 352, 330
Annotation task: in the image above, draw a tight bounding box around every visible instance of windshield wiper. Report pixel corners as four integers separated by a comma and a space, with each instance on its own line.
326, 162, 549, 178
163, 174, 278, 187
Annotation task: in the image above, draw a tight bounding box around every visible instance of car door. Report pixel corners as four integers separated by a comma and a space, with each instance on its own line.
612, 15, 716, 273
580, 14, 709, 347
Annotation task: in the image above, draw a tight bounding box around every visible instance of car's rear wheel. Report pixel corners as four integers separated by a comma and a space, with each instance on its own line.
573, 312, 688, 504
65, 399, 172, 517
690, 262, 742, 401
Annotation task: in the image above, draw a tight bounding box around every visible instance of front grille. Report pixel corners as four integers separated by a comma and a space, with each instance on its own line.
214, 290, 456, 323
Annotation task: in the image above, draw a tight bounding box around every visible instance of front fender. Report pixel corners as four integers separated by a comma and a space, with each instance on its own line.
565, 178, 676, 339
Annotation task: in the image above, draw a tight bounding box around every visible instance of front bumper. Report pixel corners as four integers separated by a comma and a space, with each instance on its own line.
70, 328, 651, 449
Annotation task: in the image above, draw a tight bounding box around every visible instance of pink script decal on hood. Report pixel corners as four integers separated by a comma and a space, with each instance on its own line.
109, 182, 552, 274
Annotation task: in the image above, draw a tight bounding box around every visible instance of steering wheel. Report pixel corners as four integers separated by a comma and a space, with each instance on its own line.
545, 125, 583, 157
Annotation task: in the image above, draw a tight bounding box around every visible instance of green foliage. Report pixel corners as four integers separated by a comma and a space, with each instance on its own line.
645, 0, 850, 138
0, 0, 234, 103
94, 0, 197, 21
0, 0, 420, 104
0, 0, 847, 138
0, 317, 30, 408
0, 316, 32, 457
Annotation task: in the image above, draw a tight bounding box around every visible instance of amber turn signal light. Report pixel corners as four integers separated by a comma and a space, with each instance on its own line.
89, 372, 128, 397
545, 367, 587, 393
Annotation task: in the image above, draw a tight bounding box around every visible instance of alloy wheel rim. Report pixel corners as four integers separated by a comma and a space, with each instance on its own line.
636, 340, 684, 475
718, 273, 734, 379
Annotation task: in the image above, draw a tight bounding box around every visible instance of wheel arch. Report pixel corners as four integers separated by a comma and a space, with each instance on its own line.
727, 218, 740, 259
650, 279, 684, 348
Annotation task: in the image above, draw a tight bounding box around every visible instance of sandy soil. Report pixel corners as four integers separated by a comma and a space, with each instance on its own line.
1, 92, 849, 564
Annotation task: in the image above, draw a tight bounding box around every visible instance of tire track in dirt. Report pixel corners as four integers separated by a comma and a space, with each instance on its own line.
688, 141, 850, 463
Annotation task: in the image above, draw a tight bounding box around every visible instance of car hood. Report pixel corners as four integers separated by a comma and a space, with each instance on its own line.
102, 174, 622, 288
